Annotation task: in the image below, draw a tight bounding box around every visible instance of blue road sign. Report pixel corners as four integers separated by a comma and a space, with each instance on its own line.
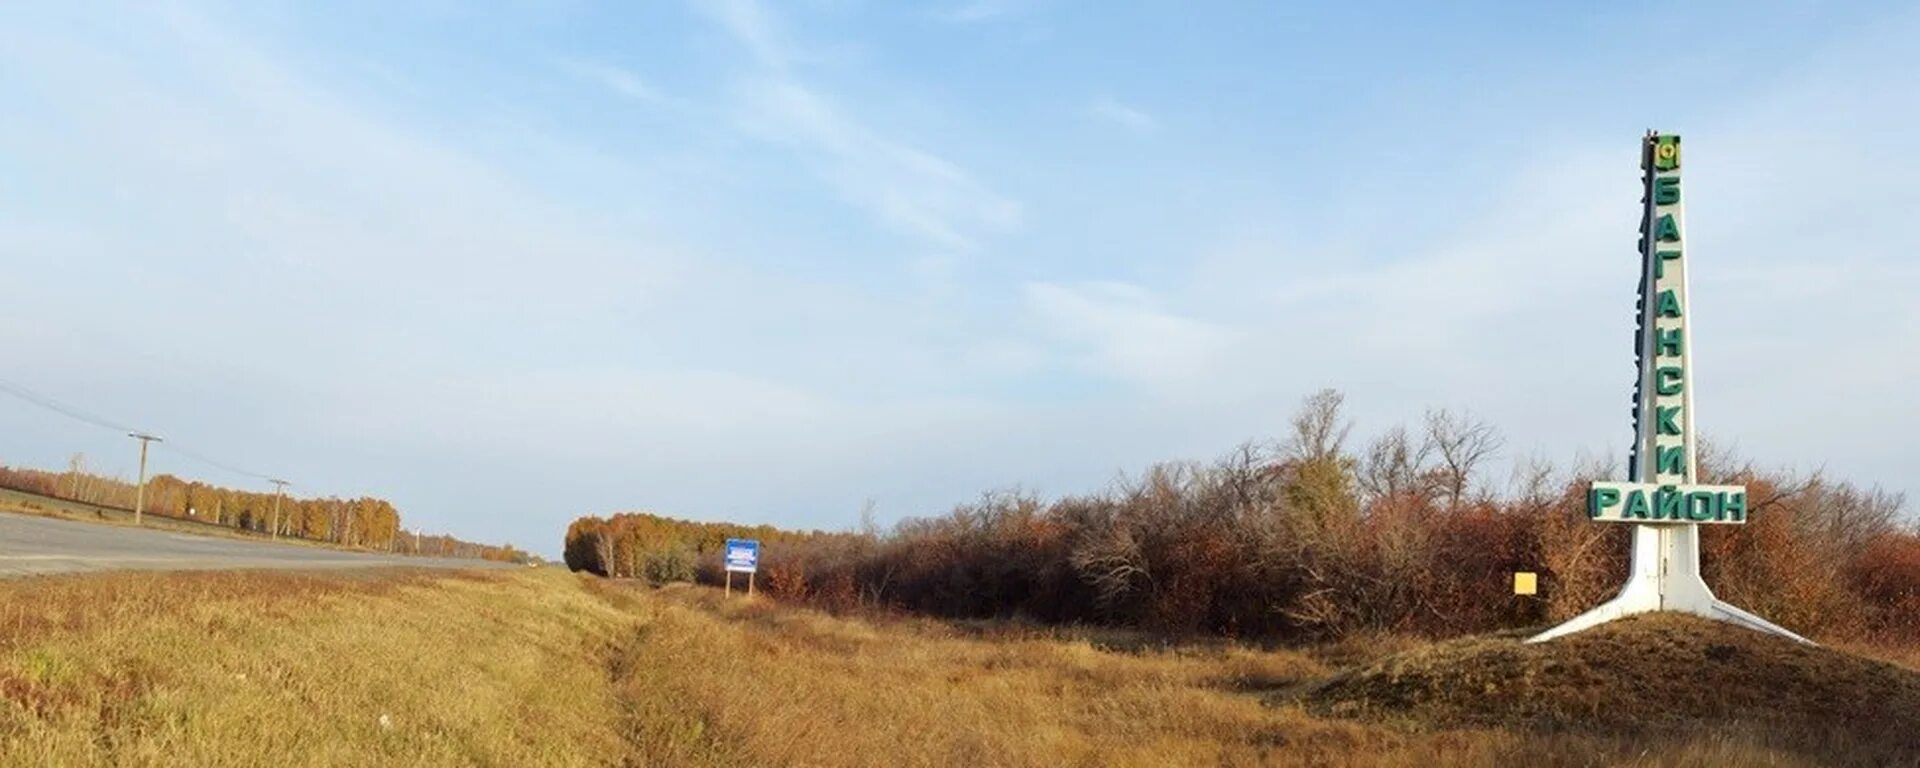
724, 538, 760, 573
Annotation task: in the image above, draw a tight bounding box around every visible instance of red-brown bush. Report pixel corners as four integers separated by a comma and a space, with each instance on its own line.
561, 391, 1914, 644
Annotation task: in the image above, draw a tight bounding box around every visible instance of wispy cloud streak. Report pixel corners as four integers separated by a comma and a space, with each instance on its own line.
699, 0, 1019, 249
1090, 96, 1157, 133
559, 58, 666, 105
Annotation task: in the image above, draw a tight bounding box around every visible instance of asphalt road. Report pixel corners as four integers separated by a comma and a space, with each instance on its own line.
0, 509, 514, 578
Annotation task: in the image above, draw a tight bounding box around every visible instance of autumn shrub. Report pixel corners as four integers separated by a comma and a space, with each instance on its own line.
764, 560, 810, 600
562, 390, 1913, 646
643, 546, 697, 586
1849, 531, 1920, 638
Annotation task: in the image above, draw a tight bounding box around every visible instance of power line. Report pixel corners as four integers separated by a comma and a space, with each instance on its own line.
0, 376, 143, 435
0, 378, 439, 552
0, 375, 276, 484
162, 441, 276, 482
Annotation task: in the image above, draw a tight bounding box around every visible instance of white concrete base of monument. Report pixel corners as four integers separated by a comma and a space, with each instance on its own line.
1528, 524, 1811, 644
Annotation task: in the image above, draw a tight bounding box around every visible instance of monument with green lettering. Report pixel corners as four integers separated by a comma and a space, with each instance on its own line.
1530, 132, 1808, 644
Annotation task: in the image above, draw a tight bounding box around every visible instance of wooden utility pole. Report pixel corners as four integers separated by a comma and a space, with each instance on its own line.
127, 432, 162, 526
268, 479, 290, 540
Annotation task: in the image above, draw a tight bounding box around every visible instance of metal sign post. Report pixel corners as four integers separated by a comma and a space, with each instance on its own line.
723, 538, 759, 598
1531, 133, 1806, 644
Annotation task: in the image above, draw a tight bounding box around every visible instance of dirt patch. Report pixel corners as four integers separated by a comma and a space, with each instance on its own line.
1289, 614, 1920, 761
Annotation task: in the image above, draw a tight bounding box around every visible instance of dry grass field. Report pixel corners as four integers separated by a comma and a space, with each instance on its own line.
604, 585, 1920, 767
0, 569, 632, 766
2, 569, 1915, 766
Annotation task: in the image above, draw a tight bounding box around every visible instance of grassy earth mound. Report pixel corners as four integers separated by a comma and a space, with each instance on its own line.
1292, 613, 1920, 762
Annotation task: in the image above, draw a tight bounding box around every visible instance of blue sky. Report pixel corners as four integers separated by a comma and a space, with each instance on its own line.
2, 1, 1916, 554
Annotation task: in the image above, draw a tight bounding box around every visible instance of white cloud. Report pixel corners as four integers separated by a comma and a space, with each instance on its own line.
938, 0, 1021, 24
0, 7, 711, 535
700, 0, 791, 70
1090, 96, 1156, 134
559, 58, 665, 105
736, 78, 1019, 248
4, 0, 1917, 552
703, 0, 1020, 249
1024, 30, 1920, 492
0, 2, 1059, 545
1024, 281, 1239, 394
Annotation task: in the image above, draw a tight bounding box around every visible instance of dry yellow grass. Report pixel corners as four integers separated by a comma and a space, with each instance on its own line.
2, 569, 1909, 766
602, 584, 1875, 767
0, 568, 633, 767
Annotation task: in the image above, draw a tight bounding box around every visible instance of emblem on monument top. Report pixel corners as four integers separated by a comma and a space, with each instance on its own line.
1651, 134, 1681, 171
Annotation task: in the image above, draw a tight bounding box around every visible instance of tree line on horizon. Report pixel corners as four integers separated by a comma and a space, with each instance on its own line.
0, 455, 528, 562
563, 512, 846, 584
561, 389, 1920, 643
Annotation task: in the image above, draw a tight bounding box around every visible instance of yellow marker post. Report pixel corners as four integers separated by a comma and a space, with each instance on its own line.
1513, 572, 1538, 596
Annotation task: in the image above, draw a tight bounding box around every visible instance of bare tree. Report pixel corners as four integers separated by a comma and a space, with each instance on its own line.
1287, 388, 1351, 463
63, 452, 109, 505
857, 498, 882, 539
1359, 425, 1431, 501
1797, 477, 1906, 554
1424, 408, 1503, 508
1069, 523, 1151, 613
852, 498, 900, 605
596, 529, 617, 578
1212, 441, 1278, 522
1509, 453, 1560, 506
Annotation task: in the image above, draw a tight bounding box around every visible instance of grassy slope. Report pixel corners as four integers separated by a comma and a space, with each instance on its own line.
3, 570, 1914, 766
0, 569, 631, 766
606, 585, 1918, 768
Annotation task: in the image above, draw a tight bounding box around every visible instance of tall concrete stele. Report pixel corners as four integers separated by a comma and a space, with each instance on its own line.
1530, 132, 1808, 644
